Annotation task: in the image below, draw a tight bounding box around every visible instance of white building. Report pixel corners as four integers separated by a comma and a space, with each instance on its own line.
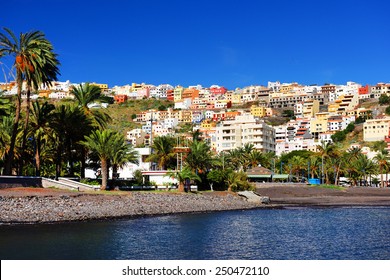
149, 84, 174, 99
275, 138, 316, 156
214, 114, 275, 153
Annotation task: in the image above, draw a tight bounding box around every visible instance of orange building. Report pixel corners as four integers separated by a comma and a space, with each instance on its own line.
182, 88, 199, 100
358, 85, 370, 95
114, 94, 128, 104
166, 89, 174, 101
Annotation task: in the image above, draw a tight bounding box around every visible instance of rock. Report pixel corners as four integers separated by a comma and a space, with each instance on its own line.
260, 196, 271, 204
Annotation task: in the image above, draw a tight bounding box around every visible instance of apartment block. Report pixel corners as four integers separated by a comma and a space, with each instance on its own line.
371, 83, 390, 98
250, 105, 267, 117
302, 99, 320, 118
214, 114, 275, 153
363, 118, 390, 142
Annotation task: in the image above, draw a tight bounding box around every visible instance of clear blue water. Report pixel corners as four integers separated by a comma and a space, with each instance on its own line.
0, 207, 389, 260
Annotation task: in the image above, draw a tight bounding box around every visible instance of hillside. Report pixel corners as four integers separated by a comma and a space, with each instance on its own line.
105, 99, 174, 134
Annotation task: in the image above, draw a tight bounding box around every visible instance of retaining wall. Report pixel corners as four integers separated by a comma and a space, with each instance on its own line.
0, 176, 42, 189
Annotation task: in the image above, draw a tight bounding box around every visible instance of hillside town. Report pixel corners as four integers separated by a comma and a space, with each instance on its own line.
1, 79, 390, 181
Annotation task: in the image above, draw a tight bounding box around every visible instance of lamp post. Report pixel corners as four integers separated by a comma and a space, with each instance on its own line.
280, 161, 284, 174
321, 155, 324, 185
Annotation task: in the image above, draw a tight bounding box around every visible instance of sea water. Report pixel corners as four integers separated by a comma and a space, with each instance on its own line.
1, 207, 389, 260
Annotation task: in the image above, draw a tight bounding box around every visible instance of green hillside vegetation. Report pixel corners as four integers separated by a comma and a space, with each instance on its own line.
100, 99, 174, 135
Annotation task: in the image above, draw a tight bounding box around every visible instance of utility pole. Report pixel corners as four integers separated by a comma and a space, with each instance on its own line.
321, 155, 324, 185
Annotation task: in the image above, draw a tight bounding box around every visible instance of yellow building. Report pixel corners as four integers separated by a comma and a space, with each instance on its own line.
345, 108, 372, 119
200, 119, 217, 129
363, 118, 390, 142
231, 93, 242, 104
90, 83, 109, 90
310, 112, 329, 137
302, 99, 320, 118
328, 94, 359, 114
174, 86, 184, 102
250, 105, 267, 117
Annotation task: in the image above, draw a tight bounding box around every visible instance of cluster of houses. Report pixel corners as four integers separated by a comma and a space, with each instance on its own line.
2, 80, 390, 181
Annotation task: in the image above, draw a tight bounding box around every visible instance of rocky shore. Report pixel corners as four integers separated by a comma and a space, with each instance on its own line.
0, 188, 261, 224
1, 185, 390, 225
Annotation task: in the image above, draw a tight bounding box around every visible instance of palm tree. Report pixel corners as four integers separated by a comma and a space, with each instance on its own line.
146, 135, 176, 170
0, 28, 59, 175
225, 148, 244, 171
50, 104, 91, 179
207, 168, 229, 191
111, 138, 139, 180
248, 149, 265, 169
352, 154, 376, 187
70, 83, 112, 178
372, 141, 387, 152
374, 150, 389, 188
29, 101, 55, 176
71, 83, 111, 129
226, 170, 252, 192
185, 140, 216, 174
0, 115, 13, 166
0, 97, 11, 118
317, 141, 337, 184
82, 129, 127, 190
167, 167, 201, 192
288, 155, 306, 179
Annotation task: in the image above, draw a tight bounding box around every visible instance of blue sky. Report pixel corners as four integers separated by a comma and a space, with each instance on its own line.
1, 0, 389, 89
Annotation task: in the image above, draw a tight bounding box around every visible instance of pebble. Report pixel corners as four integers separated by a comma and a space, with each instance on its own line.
0, 192, 262, 224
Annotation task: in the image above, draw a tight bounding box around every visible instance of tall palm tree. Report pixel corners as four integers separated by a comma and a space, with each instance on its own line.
316, 141, 337, 184
0, 28, 59, 175
374, 150, 389, 188
70, 83, 112, 178
50, 104, 91, 179
29, 101, 55, 176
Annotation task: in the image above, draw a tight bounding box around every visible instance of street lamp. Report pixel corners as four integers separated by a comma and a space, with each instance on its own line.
321, 155, 324, 185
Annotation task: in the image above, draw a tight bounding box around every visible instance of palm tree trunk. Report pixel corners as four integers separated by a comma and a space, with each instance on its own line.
112, 164, 118, 179
380, 167, 384, 188
80, 147, 86, 179
178, 181, 185, 192
101, 158, 108, 190
35, 138, 41, 177
3, 73, 22, 175
55, 141, 62, 180
19, 85, 32, 175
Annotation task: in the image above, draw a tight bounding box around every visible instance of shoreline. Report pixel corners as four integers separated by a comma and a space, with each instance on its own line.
1, 186, 390, 225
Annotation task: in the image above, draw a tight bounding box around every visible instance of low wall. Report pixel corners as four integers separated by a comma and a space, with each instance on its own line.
0, 176, 42, 189
0, 176, 83, 191
41, 178, 79, 191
